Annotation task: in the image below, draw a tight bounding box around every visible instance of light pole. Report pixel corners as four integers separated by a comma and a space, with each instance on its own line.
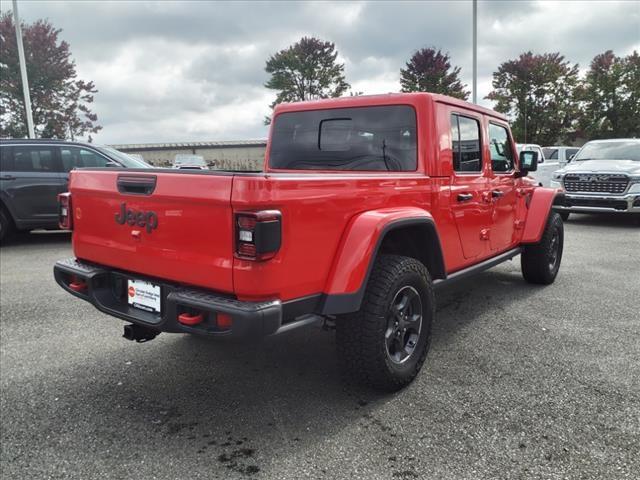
12, 0, 35, 138
472, 0, 477, 104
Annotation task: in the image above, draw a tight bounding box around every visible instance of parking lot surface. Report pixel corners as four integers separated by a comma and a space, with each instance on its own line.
1, 214, 639, 480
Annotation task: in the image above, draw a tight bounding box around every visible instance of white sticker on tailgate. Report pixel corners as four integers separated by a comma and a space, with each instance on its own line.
127, 279, 161, 313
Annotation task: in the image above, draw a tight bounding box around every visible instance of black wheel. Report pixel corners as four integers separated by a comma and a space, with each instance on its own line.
336, 255, 434, 392
521, 211, 564, 285
0, 208, 13, 243
559, 211, 570, 221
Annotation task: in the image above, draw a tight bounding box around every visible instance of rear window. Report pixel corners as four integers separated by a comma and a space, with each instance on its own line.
269, 105, 417, 171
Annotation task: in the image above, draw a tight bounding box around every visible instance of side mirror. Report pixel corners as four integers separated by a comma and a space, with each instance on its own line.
519, 150, 538, 175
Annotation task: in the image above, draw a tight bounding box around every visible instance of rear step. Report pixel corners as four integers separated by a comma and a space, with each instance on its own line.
123, 324, 159, 343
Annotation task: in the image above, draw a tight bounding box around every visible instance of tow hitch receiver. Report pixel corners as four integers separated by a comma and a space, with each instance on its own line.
123, 324, 159, 343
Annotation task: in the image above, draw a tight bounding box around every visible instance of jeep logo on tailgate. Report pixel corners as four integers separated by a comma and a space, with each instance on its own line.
115, 203, 158, 233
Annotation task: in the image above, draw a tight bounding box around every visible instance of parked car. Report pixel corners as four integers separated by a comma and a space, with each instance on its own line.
551, 138, 640, 220
542, 146, 580, 166
53, 93, 563, 392
173, 154, 208, 170
0, 139, 151, 241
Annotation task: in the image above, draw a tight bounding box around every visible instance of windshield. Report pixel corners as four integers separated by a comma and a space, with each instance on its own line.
269, 105, 417, 171
97, 146, 152, 168
573, 141, 640, 161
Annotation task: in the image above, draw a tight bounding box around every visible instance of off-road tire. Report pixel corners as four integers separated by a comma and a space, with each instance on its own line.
559, 211, 570, 221
336, 255, 434, 392
0, 208, 13, 243
521, 211, 564, 285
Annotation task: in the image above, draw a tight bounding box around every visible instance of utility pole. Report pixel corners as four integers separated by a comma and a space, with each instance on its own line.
472, 0, 477, 104
12, 0, 35, 138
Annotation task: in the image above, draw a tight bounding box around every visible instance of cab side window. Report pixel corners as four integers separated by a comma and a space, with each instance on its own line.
566, 148, 579, 160
450, 114, 482, 172
61, 146, 111, 171
488, 123, 514, 173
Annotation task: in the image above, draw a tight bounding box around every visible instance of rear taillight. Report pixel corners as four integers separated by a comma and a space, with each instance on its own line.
235, 210, 281, 261
58, 193, 73, 230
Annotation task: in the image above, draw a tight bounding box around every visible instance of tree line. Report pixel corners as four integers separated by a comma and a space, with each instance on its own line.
265, 36, 639, 145
1, 14, 638, 145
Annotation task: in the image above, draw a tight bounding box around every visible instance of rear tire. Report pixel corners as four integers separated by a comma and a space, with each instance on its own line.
559, 211, 570, 221
521, 212, 564, 285
336, 255, 434, 392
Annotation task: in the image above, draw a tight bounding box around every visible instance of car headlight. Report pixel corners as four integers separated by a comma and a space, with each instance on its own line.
552, 172, 565, 181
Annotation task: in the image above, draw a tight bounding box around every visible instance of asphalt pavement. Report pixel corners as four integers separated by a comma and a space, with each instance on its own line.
1, 214, 639, 480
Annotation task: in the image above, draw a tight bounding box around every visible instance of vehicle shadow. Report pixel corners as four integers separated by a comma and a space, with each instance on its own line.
5, 264, 546, 475
0, 230, 71, 247
566, 212, 639, 228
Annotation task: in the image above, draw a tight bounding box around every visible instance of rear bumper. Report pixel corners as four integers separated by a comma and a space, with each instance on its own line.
54, 258, 283, 338
553, 192, 640, 214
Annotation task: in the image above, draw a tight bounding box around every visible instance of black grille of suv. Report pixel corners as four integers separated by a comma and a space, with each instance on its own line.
563, 174, 629, 194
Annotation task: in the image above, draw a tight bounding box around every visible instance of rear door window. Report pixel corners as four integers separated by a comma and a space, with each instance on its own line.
269, 105, 417, 171
7, 146, 59, 172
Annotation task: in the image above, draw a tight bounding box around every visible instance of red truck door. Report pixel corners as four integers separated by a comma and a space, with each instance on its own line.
486, 122, 518, 252
449, 113, 492, 259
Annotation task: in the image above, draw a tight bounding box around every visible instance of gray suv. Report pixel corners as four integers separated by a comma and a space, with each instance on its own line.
0, 140, 150, 241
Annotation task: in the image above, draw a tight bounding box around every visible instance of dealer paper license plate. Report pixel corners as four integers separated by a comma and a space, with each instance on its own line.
127, 279, 161, 313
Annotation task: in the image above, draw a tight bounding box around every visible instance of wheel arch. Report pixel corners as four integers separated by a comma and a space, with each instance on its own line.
521, 188, 564, 244
0, 198, 16, 227
320, 207, 445, 315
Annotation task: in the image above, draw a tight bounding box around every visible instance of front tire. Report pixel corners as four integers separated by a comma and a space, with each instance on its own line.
336, 255, 434, 392
521, 211, 564, 285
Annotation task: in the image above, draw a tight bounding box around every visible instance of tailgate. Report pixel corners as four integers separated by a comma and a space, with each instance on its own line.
70, 170, 235, 293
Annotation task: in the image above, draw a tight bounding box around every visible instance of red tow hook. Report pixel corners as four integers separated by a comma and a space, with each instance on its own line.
178, 312, 204, 326
69, 276, 87, 292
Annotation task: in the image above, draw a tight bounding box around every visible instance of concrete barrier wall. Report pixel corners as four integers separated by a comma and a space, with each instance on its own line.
112, 142, 267, 171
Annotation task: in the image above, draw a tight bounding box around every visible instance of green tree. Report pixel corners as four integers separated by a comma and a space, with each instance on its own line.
400, 47, 469, 99
264, 36, 349, 123
486, 52, 579, 145
0, 13, 101, 139
578, 50, 640, 139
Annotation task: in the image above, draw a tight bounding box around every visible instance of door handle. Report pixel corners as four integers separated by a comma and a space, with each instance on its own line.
1, 175, 16, 181
457, 193, 473, 202
491, 189, 504, 198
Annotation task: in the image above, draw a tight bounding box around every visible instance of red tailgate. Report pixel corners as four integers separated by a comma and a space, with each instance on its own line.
69, 170, 234, 293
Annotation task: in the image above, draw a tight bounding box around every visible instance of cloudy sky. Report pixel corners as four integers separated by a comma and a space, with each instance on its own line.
4, 0, 639, 144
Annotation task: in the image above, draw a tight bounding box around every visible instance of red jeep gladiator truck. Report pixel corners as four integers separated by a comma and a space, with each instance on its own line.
54, 93, 564, 391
